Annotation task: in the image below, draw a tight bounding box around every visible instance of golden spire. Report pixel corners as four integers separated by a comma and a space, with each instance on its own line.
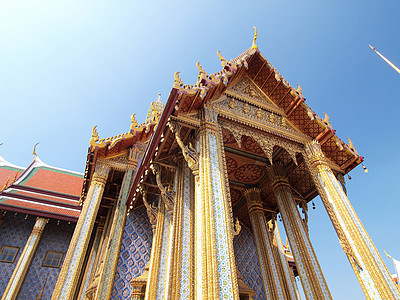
369, 44, 400, 75
32, 142, 39, 158
252, 26, 258, 49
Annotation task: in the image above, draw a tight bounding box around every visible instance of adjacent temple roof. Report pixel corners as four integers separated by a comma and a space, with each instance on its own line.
0, 156, 83, 222
0, 155, 25, 190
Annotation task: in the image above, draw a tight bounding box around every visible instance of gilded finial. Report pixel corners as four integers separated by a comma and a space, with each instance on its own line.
252, 26, 258, 49
173, 72, 183, 88
130, 114, 138, 131
323, 112, 332, 129
347, 137, 357, 154
92, 126, 99, 140
296, 84, 303, 98
89, 125, 101, 150
217, 51, 229, 68
32, 143, 39, 158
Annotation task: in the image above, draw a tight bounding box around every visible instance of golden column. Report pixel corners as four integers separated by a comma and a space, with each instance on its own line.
270, 218, 299, 300
304, 141, 400, 299
244, 187, 291, 300
95, 165, 135, 299
196, 106, 239, 299
144, 194, 166, 300
51, 163, 110, 300
77, 216, 106, 299
145, 163, 175, 299
267, 163, 332, 300
2, 217, 47, 300
83, 208, 114, 300
169, 121, 199, 300
166, 159, 194, 299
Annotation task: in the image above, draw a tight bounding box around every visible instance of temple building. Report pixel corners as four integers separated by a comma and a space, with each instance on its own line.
1, 35, 400, 300
0, 154, 83, 299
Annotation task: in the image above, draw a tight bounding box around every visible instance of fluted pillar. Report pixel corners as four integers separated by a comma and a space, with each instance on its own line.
2, 217, 47, 300
267, 163, 332, 300
244, 187, 289, 300
52, 163, 110, 300
196, 106, 239, 299
304, 141, 400, 299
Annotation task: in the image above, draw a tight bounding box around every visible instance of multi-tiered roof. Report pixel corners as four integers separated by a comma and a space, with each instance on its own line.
0, 156, 83, 222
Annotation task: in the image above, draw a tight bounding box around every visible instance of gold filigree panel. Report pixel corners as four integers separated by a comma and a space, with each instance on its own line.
221, 120, 302, 165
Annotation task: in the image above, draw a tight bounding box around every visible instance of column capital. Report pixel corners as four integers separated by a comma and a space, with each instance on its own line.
304, 141, 329, 169
92, 163, 110, 185
266, 163, 290, 190
243, 187, 263, 215
32, 217, 48, 235
199, 106, 219, 134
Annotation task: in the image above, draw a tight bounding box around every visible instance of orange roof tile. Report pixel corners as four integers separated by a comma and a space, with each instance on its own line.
20, 168, 83, 196
0, 156, 82, 221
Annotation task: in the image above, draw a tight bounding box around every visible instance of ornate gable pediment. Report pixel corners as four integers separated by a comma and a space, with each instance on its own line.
211, 77, 308, 142
225, 76, 280, 112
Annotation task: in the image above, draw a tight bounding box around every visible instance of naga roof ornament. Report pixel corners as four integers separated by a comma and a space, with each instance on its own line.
252, 26, 258, 49
89, 96, 164, 152
32, 142, 39, 158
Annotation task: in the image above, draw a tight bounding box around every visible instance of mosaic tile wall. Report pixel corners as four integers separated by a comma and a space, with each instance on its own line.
18, 218, 75, 300
233, 225, 266, 300
0, 213, 35, 297
111, 206, 153, 300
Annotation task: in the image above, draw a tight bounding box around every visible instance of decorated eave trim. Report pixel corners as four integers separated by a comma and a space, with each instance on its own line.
88, 112, 161, 152
253, 50, 362, 165
172, 48, 256, 99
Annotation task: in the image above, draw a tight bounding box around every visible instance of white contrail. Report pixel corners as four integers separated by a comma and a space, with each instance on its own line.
369, 44, 400, 75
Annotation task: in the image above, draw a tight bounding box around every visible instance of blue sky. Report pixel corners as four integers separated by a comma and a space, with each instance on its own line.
1, 1, 399, 298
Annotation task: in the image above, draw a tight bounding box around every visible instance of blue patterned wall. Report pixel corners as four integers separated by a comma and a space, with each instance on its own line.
234, 225, 266, 300
111, 206, 153, 300
0, 213, 34, 297
18, 219, 75, 300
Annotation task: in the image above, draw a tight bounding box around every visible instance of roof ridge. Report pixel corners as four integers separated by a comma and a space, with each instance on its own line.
13, 156, 83, 186
0, 155, 25, 170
